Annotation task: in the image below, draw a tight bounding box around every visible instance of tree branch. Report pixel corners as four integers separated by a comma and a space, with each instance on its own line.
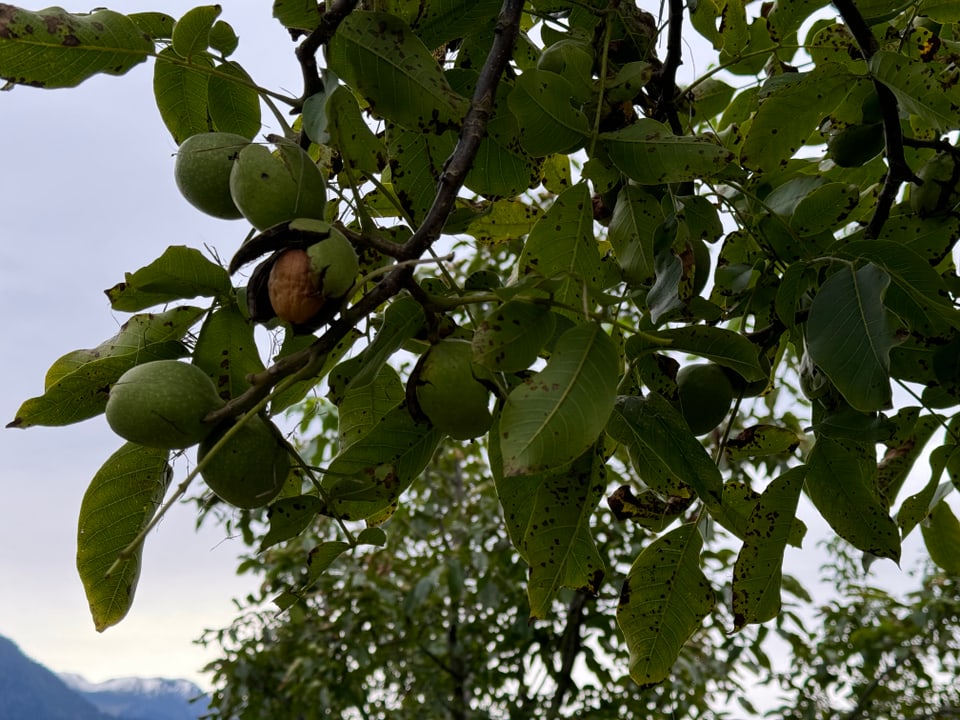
655, 0, 685, 136
294, 0, 361, 107
396, 0, 524, 261
208, 0, 524, 424
547, 590, 589, 718
832, 0, 917, 238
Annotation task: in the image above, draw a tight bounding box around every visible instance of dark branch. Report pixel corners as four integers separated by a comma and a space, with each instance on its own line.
655, 0, 685, 136
832, 0, 917, 238
547, 590, 589, 718
207, 0, 524, 424
396, 0, 524, 261
294, 0, 361, 107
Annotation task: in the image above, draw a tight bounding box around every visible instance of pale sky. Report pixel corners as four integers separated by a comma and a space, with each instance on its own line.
0, 2, 299, 687
0, 0, 936, 695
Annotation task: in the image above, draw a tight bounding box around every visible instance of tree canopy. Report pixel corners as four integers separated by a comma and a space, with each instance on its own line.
3, 0, 960, 712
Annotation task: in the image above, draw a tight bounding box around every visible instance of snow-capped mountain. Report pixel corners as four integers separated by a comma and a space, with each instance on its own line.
0, 634, 210, 720
58, 674, 210, 720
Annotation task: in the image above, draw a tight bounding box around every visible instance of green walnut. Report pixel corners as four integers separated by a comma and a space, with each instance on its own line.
721, 354, 771, 398
306, 228, 359, 299
198, 414, 291, 509
828, 122, 884, 168
229, 141, 327, 230
106, 360, 225, 449
909, 151, 960, 217
174, 132, 250, 219
676, 363, 734, 435
413, 340, 494, 440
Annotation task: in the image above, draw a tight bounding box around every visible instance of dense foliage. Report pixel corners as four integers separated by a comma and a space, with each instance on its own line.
3, 0, 960, 710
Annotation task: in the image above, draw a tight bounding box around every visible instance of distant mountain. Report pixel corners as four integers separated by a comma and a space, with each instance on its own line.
0, 636, 113, 720
59, 675, 210, 720
0, 634, 212, 720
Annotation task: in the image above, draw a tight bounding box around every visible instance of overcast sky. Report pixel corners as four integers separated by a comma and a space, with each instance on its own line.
0, 2, 303, 687
0, 0, 936, 694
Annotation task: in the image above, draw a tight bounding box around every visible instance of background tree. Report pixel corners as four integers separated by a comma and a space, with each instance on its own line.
2, 0, 960, 710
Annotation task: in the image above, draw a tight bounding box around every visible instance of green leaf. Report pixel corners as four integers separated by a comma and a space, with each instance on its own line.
337, 365, 405, 450
805, 433, 900, 561
519, 183, 603, 314
208, 20, 238, 56
8, 306, 204, 428
412, 0, 502, 50
128, 12, 174, 40
272, 0, 321, 31
463, 199, 543, 243
491, 441, 606, 619
472, 299, 556, 372
327, 296, 425, 404
608, 185, 662, 285
207, 61, 261, 139
606, 394, 724, 504
105, 245, 231, 311
270, 329, 360, 414
327, 11, 469, 134
839, 240, 960, 334
732, 466, 805, 630
740, 64, 855, 170
508, 68, 590, 156
601, 119, 736, 183
385, 123, 457, 225
726, 425, 802, 461
321, 404, 442, 520
897, 444, 957, 539
301, 540, 352, 588
807, 263, 900, 412
322, 85, 387, 175
498, 323, 619, 477
260, 495, 323, 551
617, 524, 716, 688
922, 0, 960, 22
632, 325, 764, 382
790, 183, 859, 236
76, 443, 172, 632
356, 526, 387, 546
192, 302, 265, 401
171, 5, 220, 60
869, 52, 960, 132
0, 6, 152, 88
153, 47, 212, 143
922, 501, 960, 574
